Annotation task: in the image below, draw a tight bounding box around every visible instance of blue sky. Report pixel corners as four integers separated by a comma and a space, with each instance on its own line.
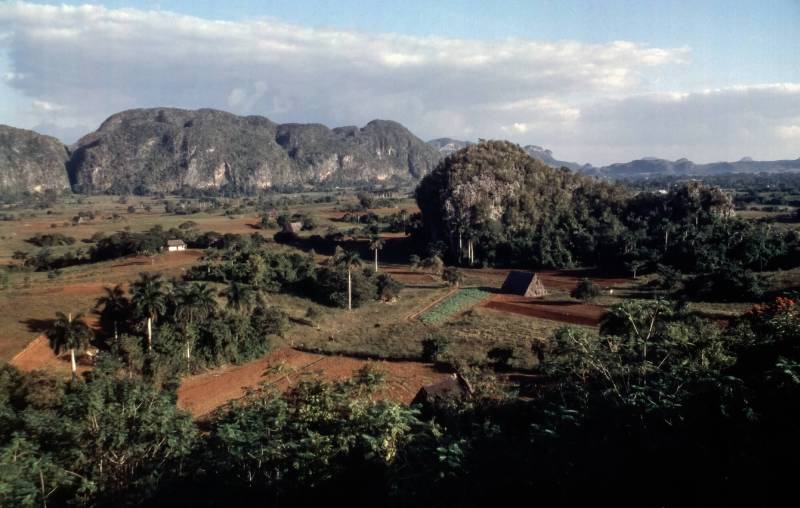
1, 1, 799, 164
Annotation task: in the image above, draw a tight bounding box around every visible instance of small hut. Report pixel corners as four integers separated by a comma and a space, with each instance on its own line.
500, 270, 547, 298
412, 373, 473, 406
283, 222, 303, 235
166, 239, 186, 252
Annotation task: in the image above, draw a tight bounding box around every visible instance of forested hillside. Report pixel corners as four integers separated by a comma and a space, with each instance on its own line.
416, 141, 800, 301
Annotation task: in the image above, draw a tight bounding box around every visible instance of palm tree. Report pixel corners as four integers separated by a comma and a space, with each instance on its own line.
369, 235, 385, 272
334, 249, 362, 311
130, 273, 168, 351
221, 281, 258, 314
94, 284, 129, 342
48, 312, 93, 379
174, 282, 217, 360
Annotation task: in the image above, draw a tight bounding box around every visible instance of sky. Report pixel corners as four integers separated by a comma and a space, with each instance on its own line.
0, 0, 798, 165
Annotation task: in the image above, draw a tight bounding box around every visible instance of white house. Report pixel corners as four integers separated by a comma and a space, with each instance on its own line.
166, 239, 187, 252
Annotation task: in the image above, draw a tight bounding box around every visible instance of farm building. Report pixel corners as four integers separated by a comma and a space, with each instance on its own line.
500, 271, 547, 297
412, 373, 473, 407
283, 222, 303, 235
166, 239, 186, 252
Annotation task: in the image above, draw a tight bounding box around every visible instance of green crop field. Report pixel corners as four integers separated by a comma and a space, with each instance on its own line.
418, 287, 491, 325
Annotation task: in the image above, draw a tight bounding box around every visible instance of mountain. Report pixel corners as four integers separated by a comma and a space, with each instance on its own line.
521, 145, 584, 171
0, 125, 70, 195
68, 108, 440, 193
593, 157, 800, 178
427, 138, 584, 171
428, 138, 473, 157
3, 110, 800, 195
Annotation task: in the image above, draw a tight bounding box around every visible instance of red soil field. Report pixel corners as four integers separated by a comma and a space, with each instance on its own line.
482, 294, 605, 327
177, 348, 451, 417
10, 335, 92, 377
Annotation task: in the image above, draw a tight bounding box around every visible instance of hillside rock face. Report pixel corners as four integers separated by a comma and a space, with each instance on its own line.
69, 108, 439, 193
428, 138, 472, 157
0, 125, 70, 194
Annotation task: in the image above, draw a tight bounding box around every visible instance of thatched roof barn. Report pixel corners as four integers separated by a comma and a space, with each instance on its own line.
500, 271, 547, 297
412, 373, 473, 406
283, 221, 303, 234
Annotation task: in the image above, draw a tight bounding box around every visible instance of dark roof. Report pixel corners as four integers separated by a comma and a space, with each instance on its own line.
500, 270, 547, 297
501, 271, 534, 294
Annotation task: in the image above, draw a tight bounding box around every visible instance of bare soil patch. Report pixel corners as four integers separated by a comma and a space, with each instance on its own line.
10, 335, 92, 377
483, 294, 605, 327
177, 347, 450, 417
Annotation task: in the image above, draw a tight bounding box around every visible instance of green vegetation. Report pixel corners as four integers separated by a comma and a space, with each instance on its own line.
186, 242, 401, 310
1, 296, 797, 505
571, 278, 601, 301
419, 288, 490, 325
416, 141, 800, 301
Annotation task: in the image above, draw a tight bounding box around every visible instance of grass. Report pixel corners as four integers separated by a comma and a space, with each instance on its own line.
277, 286, 448, 360
439, 306, 594, 370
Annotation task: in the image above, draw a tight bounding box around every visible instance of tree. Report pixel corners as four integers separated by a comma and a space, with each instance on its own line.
221, 281, 258, 314
369, 235, 385, 272
334, 249, 362, 311
174, 282, 216, 326
48, 312, 93, 379
173, 282, 217, 360
130, 273, 169, 351
95, 284, 130, 341
442, 266, 463, 287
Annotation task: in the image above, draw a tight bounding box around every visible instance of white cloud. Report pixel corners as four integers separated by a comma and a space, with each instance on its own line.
0, 1, 796, 164
776, 125, 800, 141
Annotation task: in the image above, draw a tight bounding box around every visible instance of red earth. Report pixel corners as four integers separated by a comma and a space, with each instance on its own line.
176, 348, 451, 417
10, 335, 93, 376
482, 294, 605, 327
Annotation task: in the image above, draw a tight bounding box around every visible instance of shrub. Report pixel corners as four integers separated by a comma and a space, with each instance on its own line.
487, 346, 514, 370
442, 267, 463, 287
571, 278, 601, 301
26, 233, 76, 247
375, 273, 403, 301
421, 333, 451, 362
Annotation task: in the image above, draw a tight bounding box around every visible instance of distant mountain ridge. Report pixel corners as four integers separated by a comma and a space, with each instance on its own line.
1, 112, 799, 195
427, 138, 585, 171
589, 156, 800, 178
68, 108, 439, 193
427, 137, 799, 177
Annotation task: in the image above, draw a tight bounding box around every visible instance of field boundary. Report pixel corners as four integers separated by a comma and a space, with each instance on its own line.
405, 287, 459, 321
10, 334, 48, 366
